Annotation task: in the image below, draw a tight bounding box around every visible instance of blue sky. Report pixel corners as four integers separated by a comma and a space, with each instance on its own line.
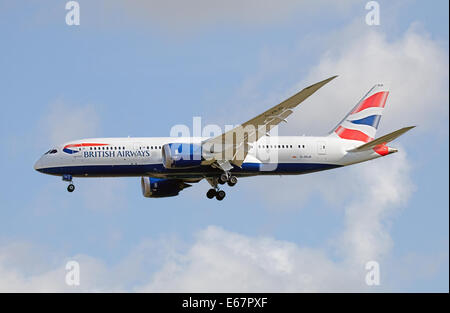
0, 0, 448, 291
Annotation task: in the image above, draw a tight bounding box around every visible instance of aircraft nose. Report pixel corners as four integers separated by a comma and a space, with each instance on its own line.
34, 158, 43, 172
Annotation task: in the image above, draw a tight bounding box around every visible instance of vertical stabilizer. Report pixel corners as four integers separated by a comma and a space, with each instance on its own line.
330, 84, 389, 142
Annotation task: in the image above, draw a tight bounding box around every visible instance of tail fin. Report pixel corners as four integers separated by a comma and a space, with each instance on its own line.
329, 84, 389, 142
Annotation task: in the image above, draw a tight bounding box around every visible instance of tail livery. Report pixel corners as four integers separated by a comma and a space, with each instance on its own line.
330, 84, 389, 142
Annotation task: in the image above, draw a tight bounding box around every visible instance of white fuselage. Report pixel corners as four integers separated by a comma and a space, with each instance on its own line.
34, 135, 387, 179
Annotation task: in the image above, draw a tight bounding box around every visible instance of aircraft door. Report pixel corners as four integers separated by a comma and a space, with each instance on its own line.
317, 141, 327, 155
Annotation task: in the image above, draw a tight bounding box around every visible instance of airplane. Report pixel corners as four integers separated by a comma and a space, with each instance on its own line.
34, 76, 414, 200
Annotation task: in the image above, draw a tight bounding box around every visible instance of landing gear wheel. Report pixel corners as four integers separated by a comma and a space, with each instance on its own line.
217, 173, 228, 185
216, 190, 226, 201
227, 176, 237, 187
218, 173, 228, 185
67, 184, 75, 193
206, 189, 216, 199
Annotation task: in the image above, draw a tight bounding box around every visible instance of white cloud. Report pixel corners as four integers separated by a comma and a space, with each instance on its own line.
0, 228, 360, 292
0, 242, 124, 292
286, 24, 449, 136
137, 226, 360, 292
1, 219, 447, 292
336, 149, 414, 265
223, 24, 448, 137
0, 242, 66, 292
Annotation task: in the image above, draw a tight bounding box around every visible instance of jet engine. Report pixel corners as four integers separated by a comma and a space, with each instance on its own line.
141, 177, 191, 198
162, 143, 203, 169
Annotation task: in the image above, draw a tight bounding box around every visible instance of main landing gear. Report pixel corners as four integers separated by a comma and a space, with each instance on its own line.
63, 174, 75, 193
218, 173, 238, 187
206, 188, 226, 201
206, 173, 238, 201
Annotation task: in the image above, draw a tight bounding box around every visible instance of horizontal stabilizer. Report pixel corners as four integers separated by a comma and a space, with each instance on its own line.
348, 126, 415, 152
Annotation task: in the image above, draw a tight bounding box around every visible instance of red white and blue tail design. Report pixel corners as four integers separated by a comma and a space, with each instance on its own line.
330, 84, 388, 142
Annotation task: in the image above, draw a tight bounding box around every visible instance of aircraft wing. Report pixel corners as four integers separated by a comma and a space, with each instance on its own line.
201, 75, 338, 170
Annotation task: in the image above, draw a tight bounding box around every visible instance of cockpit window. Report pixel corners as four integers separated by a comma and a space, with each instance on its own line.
44, 149, 58, 155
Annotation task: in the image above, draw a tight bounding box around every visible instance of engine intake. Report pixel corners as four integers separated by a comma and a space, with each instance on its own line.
162, 143, 203, 169
141, 177, 191, 198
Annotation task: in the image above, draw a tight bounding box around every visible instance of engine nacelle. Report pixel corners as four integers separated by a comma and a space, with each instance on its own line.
162, 143, 203, 169
141, 177, 191, 198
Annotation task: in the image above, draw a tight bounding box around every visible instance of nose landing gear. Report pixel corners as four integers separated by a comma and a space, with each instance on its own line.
63, 174, 75, 193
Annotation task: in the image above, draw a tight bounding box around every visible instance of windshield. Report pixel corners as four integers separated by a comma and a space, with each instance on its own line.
44, 149, 58, 155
